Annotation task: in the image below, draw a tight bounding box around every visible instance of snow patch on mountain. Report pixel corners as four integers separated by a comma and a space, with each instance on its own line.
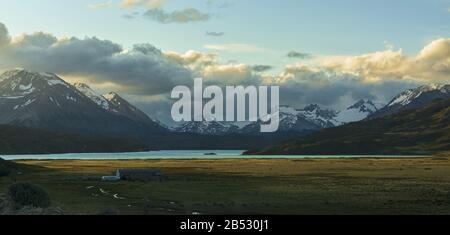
388, 84, 449, 107
74, 83, 111, 110
336, 100, 382, 123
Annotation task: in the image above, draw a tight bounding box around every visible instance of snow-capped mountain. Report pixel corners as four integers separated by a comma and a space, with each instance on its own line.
336, 99, 383, 123
74, 83, 163, 130
371, 84, 450, 118
174, 100, 384, 135
175, 121, 239, 135
0, 69, 165, 138
238, 104, 341, 134
73, 83, 112, 111
102, 92, 163, 128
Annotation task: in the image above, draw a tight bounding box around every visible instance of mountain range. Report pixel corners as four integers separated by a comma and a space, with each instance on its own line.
245, 98, 450, 155
174, 84, 450, 136
0, 69, 449, 153
370, 84, 450, 118
0, 69, 165, 140
175, 99, 384, 135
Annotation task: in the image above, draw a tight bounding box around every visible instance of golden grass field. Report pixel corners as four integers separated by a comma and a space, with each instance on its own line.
1, 154, 450, 215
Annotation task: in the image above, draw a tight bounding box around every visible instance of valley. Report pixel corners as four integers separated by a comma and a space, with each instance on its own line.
1, 155, 450, 215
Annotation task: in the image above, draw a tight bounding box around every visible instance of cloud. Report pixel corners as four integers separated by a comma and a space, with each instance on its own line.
0, 24, 192, 95
94, 1, 211, 24
164, 50, 217, 70
263, 64, 419, 108
287, 51, 312, 59
251, 65, 273, 72
120, 0, 166, 9
321, 38, 450, 82
0, 22, 446, 125
204, 43, 271, 53
88, 1, 113, 10
164, 50, 260, 85
144, 8, 210, 24
0, 23, 10, 47
206, 31, 224, 37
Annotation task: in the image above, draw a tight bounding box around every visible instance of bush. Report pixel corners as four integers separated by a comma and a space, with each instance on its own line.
7, 183, 51, 208
0, 158, 11, 177
0, 165, 10, 177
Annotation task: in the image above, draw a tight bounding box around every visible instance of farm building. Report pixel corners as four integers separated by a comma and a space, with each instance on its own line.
102, 176, 120, 182
115, 168, 166, 182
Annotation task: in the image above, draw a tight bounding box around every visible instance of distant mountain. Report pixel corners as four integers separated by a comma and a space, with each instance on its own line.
75, 83, 164, 131
0, 69, 165, 139
336, 99, 383, 123
172, 100, 384, 135
102, 92, 164, 130
371, 84, 450, 118
0, 124, 151, 155
245, 98, 450, 155
175, 121, 239, 135
239, 104, 341, 134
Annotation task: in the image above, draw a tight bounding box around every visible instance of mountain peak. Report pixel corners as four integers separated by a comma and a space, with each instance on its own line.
347, 99, 378, 112
387, 83, 450, 108
74, 82, 111, 110
103, 92, 120, 101
303, 104, 321, 112
0, 69, 70, 98
73, 82, 91, 89
370, 83, 450, 118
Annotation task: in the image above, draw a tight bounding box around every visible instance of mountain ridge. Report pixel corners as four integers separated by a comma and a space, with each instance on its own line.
245, 98, 450, 155
0, 69, 165, 139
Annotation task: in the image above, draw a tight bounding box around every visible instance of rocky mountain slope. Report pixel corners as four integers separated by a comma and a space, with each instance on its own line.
0, 69, 165, 139
371, 84, 450, 118
245, 98, 450, 155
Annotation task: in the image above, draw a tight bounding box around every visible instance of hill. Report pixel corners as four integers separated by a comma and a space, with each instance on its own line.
0, 125, 150, 155
245, 98, 450, 155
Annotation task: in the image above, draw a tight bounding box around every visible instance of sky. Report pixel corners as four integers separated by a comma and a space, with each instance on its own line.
0, 0, 449, 125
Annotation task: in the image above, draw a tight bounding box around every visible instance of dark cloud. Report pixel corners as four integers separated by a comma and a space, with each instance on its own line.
0, 22, 425, 125
144, 8, 210, 24
0, 23, 10, 47
206, 31, 224, 37
251, 65, 273, 72
287, 51, 312, 59
0, 25, 192, 96
275, 68, 419, 109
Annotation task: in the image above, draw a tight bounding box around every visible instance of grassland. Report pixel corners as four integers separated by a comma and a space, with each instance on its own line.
1, 155, 450, 215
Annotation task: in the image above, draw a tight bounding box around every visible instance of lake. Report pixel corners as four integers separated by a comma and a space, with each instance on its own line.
0, 150, 430, 160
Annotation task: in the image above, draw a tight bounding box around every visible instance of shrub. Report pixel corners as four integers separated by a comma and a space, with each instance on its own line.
0, 164, 10, 177
7, 183, 51, 208
0, 158, 11, 177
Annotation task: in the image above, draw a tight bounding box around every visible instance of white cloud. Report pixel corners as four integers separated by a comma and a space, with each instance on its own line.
1, 22, 447, 124
204, 43, 272, 53
120, 0, 166, 9
320, 38, 450, 82
0, 24, 192, 96
144, 8, 210, 24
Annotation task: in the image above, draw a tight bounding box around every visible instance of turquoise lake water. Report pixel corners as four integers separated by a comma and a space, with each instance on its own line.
1, 150, 429, 160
